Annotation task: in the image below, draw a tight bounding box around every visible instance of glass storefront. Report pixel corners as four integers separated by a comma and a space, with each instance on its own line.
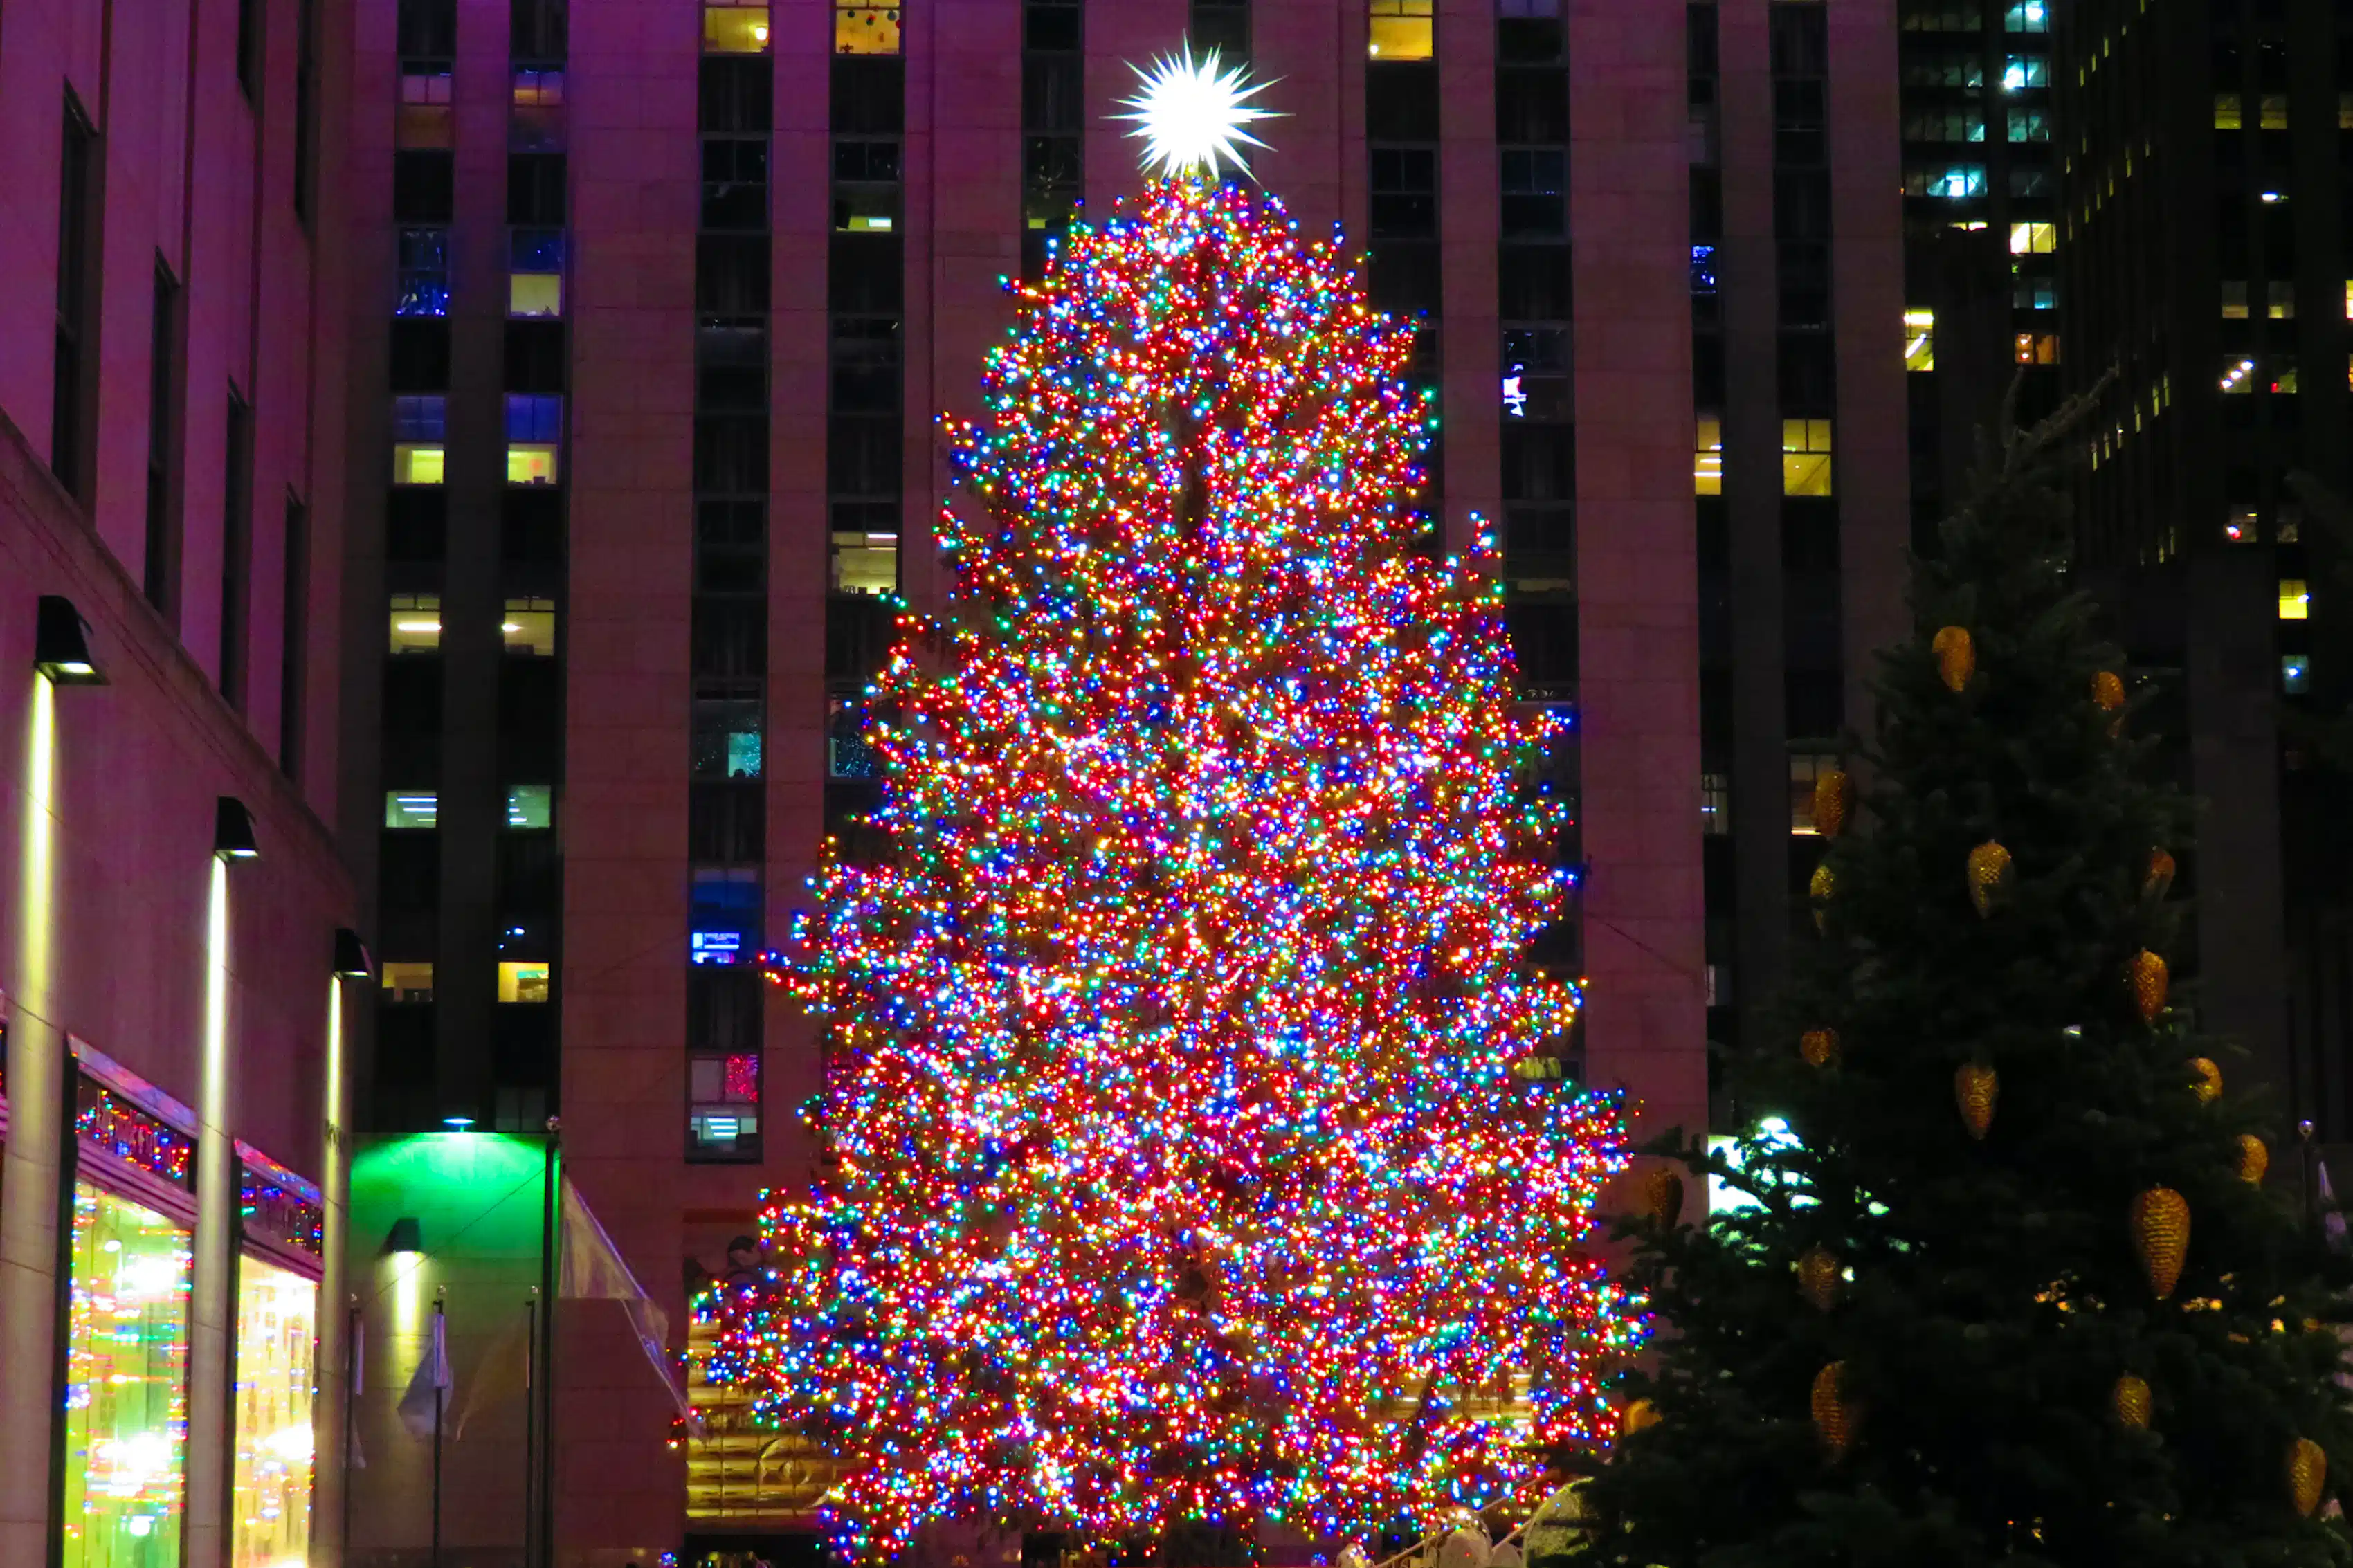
231, 1254, 317, 1568
62, 1182, 193, 1568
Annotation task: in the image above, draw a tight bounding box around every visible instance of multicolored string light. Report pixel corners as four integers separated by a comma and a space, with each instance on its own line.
716, 177, 1636, 1558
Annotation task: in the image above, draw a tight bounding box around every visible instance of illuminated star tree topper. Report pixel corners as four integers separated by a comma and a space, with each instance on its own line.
1116, 44, 1280, 179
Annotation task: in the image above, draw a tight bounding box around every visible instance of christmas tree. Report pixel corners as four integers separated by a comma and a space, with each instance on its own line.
711, 84, 1635, 1560
1584, 397, 2353, 1565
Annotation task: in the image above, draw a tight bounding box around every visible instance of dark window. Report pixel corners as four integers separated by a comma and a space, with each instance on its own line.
1365, 62, 1439, 140
511, 0, 568, 62
145, 263, 181, 616
828, 417, 900, 497
279, 497, 309, 776
1190, 0, 1249, 62
1024, 57, 1084, 133
1501, 423, 1574, 502
237, 0, 264, 100
702, 138, 770, 230
831, 55, 906, 135
1370, 147, 1437, 237
691, 599, 767, 680
52, 95, 96, 497
507, 154, 567, 226
1500, 149, 1567, 237
1775, 168, 1830, 239
396, 0, 457, 57
390, 318, 452, 390
221, 390, 254, 710
1777, 241, 1829, 327
1691, 168, 1723, 241
393, 151, 455, 222
1498, 245, 1569, 320
1779, 334, 1835, 412
832, 317, 901, 414
1498, 12, 1564, 65
1024, 0, 1081, 52
698, 236, 772, 313
505, 319, 567, 394
697, 320, 767, 412
1768, 3, 1826, 78
701, 55, 774, 133
696, 415, 771, 493
293, 0, 319, 216
501, 486, 560, 565
388, 487, 448, 563
687, 967, 763, 1055
689, 781, 766, 862
1496, 72, 1568, 143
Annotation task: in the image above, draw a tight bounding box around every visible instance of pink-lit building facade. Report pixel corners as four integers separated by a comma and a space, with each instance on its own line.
0, 0, 364, 1565
332, 0, 1914, 1562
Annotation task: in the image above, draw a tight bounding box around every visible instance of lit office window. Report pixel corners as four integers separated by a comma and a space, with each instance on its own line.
2283, 657, 2310, 694
2013, 332, 2059, 365
1700, 773, 1729, 836
2268, 282, 2295, 320
704, 0, 770, 53
505, 394, 562, 484
388, 593, 442, 654
1368, 0, 1433, 59
2008, 221, 2056, 254
2002, 1, 2046, 33
498, 962, 552, 1003
383, 790, 439, 829
381, 961, 435, 1003
1905, 308, 1936, 371
398, 69, 454, 148
1788, 753, 1839, 835
1781, 419, 1833, 496
2222, 281, 2249, 320
2280, 580, 2310, 621
2215, 94, 2244, 131
835, 0, 901, 54
507, 785, 554, 828
509, 228, 565, 317
502, 596, 557, 656
392, 395, 447, 484
1695, 414, 1724, 495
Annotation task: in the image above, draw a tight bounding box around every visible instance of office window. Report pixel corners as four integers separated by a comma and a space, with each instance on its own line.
1904, 308, 1936, 371
2343, 281, 2352, 320
381, 962, 435, 1003
1701, 773, 1729, 835
384, 790, 440, 829
2271, 360, 2298, 395
399, 69, 455, 147
511, 68, 565, 150
2001, 1, 2046, 32
1499, 149, 1567, 237
388, 593, 442, 653
53, 95, 96, 495
502, 596, 557, 655
1905, 111, 1984, 143
2006, 110, 2050, 143
1369, 147, 1437, 237
1369, 0, 1433, 60
828, 697, 882, 780
145, 264, 181, 613
705, 0, 770, 52
2013, 275, 2056, 311
505, 394, 561, 484
498, 962, 552, 1003
2280, 579, 2309, 620
1781, 418, 1832, 496
392, 394, 447, 484
2284, 657, 2311, 695
237, 0, 264, 98
2221, 356, 2256, 394
1788, 753, 1838, 835
221, 392, 254, 709
692, 699, 764, 778
2008, 221, 2056, 255
396, 228, 451, 317
280, 498, 310, 776
835, 0, 901, 54
2215, 94, 2244, 130
688, 1052, 761, 1158
2014, 333, 2059, 365
832, 531, 899, 596
1907, 164, 1987, 199
2222, 281, 2250, 319
1695, 414, 1723, 496
509, 228, 565, 317
2001, 56, 2046, 91
2259, 95, 2288, 131
2268, 282, 2294, 320
506, 785, 554, 828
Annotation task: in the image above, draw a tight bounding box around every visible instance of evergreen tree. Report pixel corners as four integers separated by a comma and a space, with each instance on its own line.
710, 176, 1635, 1558
1586, 399, 2353, 1566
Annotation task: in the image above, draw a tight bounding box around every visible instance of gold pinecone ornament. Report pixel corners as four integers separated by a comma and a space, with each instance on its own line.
1954, 1064, 1999, 1140
1811, 1362, 1855, 1459
2129, 949, 2170, 1021
1812, 768, 1852, 839
1797, 1247, 1842, 1311
2237, 1134, 2269, 1184
2290, 1437, 2328, 1517
2144, 847, 2177, 900
1933, 626, 1976, 692
2188, 1056, 2222, 1103
2130, 1187, 2191, 1300
2111, 1374, 2152, 1430
1641, 1168, 1686, 1230
1621, 1398, 1661, 1437
1799, 1028, 1840, 1068
1967, 840, 2014, 918
1809, 862, 1835, 931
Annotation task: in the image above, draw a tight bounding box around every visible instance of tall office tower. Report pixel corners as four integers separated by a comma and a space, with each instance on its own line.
0, 1, 363, 1565
2055, 0, 2352, 1130
338, 1, 1728, 1558
1687, 1, 1909, 1083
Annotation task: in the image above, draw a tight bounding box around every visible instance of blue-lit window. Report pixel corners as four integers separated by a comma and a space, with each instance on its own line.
395, 228, 450, 316
2006, 109, 2051, 142
2002, 56, 2047, 91
2283, 657, 2310, 695
693, 699, 763, 778
2002, 1, 2046, 33
1690, 244, 1718, 296
689, 870, 762, 965
827, 698, 880, 779
510, 228, 565, 317
2013, 275, 2057, 311
1909, 164, 1987, 199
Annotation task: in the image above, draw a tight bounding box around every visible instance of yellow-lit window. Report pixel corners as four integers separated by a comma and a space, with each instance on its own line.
2269, 282, 2295, 320
1789, 752, 1837, 836
832, 534, 900, 596
392, 444, 445, 484
2015, 332, 2060, 365
502, 596, 557, 656
2220, 356, 2255, 394
2341, 94, 2353, 131
383, 790, 439, 828
704, 2, 770, 53
510, 272, 562, 316
1905, 309, 1936, 371
1368, 0, 1434, 59
2259, 95, 2288, 130
2008, 221, 2056, 255
1695, 414, 1724, 496
2271, 361, 2298, 394
498, 962, 552, 1003
2280, 579, 2310, 621
834, 1, 901, 55
388, 593, 441, 654
2222, 281, 2249, 319
1781, 419, 1833, 496
398, 71, 454, 149
381, 961, 434, 1003
2344, 281, 2352, 320
2214, 93, 2242, 130
507, 444, 558, 484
